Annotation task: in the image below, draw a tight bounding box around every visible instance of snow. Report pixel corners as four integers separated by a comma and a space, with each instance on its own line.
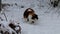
0, 0, 60, 34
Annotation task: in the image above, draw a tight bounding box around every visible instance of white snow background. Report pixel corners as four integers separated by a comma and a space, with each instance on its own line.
0, 0, 60, 34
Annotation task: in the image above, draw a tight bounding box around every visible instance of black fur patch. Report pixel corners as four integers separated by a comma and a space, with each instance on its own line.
32, 14, 38, 20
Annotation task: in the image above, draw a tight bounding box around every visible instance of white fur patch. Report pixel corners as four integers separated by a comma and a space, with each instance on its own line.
28, 9, 32, 11
28, 15, 34, 23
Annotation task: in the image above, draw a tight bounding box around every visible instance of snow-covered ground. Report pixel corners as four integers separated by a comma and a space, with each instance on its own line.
0, 0, 60, 34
